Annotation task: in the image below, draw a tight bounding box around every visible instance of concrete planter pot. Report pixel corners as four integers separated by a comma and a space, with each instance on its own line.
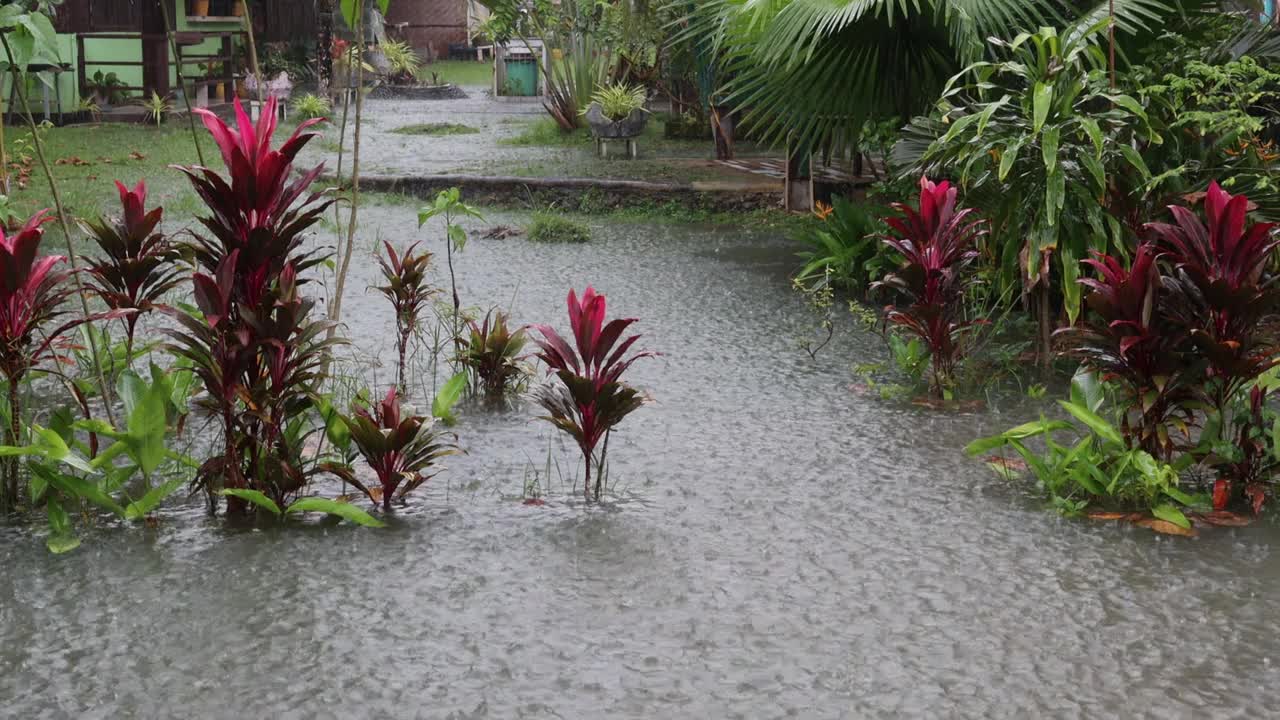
584, 104, 648, 139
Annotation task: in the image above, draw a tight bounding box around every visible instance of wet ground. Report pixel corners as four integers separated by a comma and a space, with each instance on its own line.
298, 85, 782, 187
3, 206, 1280, 717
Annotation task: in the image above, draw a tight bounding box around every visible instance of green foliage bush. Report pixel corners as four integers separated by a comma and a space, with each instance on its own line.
526, 212, 591, 243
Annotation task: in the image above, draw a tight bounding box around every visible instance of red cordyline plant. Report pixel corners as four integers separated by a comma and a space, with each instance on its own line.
531, 287, 656, 501
166, 96, 340, 514
336, 387, 458, 510
871, 176, 986, 396
82, 180, 183, 356
1062, 244, 1200, 459
376, 240, 436, 394
0, 211, 128, 508
1147, 181, 1280, 414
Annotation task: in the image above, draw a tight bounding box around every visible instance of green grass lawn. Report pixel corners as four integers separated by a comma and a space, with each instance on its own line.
418, 60, 493, 87
3, 121, 216, 224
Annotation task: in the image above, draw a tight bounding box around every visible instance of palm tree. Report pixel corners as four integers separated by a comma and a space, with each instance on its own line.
686, 0, 1215, 155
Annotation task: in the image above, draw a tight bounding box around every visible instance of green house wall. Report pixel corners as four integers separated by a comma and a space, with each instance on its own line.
5, 7, 246, 114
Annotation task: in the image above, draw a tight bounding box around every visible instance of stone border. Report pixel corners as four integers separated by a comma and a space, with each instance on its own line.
333, 173, 788, 213
367, 84, 469, 101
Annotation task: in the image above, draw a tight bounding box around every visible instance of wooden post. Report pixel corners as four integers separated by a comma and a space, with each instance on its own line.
141, 0, 170, 96
785, 137, 813, 212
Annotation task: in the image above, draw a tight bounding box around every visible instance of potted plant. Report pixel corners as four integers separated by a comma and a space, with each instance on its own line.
191, 0, 210, 17
583, 82, 648, 139
232, 0, 244, 16
86, 70, 127, 108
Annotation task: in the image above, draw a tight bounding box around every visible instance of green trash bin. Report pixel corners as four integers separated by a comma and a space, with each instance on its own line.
504, 58, 538, 96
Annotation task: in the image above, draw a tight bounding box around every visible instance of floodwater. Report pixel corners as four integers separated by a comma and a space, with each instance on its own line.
3, 208, 1279, 718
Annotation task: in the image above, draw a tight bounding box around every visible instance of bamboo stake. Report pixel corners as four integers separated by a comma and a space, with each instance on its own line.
158, 0, 206, 166
327, 0, 365, 341
1, 38, 118, 432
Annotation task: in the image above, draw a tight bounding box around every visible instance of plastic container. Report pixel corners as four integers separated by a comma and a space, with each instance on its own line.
504, 58, 537, 96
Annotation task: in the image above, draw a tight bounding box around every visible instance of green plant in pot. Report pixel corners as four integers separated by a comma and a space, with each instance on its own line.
583, 82, 648, 138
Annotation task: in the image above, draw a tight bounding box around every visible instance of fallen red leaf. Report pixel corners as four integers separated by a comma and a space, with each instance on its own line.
1247, 484, 1266, 515
1213, 479, 1231, 511
522, 498, 546, 506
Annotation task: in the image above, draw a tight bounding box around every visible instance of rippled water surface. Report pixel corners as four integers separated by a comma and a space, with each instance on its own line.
3, 209, 1280, 718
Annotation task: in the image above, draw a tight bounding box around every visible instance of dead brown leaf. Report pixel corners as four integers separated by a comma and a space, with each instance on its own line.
1191, 511, 1254, 528
1134, 517, 1199, 537
1088, 511, 1140, 521
129, 150, 146, 160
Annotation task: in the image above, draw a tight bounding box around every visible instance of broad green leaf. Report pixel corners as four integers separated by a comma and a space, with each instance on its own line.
34, 464, 124, 516
1152, 503, 1191, 530
447, 223, 467, 251
1045, 168, 1065, 226
219, 488, 282, 516
975, 95, 1009, 137
1162, 485, 1200, 508
1058, 400, 1124, 446
1106, 94, 1148, 123
1119, 145, 1150, 181
998, 138, 1024, 181
127, 377, 169, 475
285, 497, 385, 527
117, 370, 146, 419
1070, 367, 1105, 412
1060, 248, 1081, 325
1079, 117, 1104, 158
433, 372, 467, 424
1080, 153, 1107, 196
46, 533, 80, 554
125, 477, 185, 521
33, 427, 95, 474
1033, 82, 1053, 133
1041, 126, 1059, 170
964, 419, 1073, 455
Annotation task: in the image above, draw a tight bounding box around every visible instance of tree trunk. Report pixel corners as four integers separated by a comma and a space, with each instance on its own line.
711, 104, 735, 160
317, 0, 334, 95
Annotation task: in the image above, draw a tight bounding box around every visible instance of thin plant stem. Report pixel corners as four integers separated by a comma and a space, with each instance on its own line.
327, 0, 364, 348
2, 38, 117, 430
158, 0, 206, 166
240, 0, 266, 105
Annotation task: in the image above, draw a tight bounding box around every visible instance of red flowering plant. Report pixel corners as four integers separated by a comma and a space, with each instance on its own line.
82, 180, 183, 357
166, 97, 342, 514
871, 176, 987, 397
530, 287, 656, 501
332, 387, 459, 511
0, 211, 131, 508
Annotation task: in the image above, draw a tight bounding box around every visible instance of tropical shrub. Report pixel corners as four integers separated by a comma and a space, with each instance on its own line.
902, 23, 1152, 341
83, 180, 183, 357
871, 176, 986, 397
337, 387, 459, 510
967, 369, 1197, 530
457, 309, 528, 397
1148, 181, 1280, 414
376, 240, 437, 394
291, 92, 332, 120
167, 97, 343, 515
381, 40, 422, 84
531, 287, 655, 501
1058, 244, 1199, 460
794, 196, 887, 292
0, 211, 123, 509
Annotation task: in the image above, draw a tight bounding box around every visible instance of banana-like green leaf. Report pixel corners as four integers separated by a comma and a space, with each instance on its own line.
433, 371, 468, 424
1058, 400, 1124, 446
124, 477, 185, 521
219, 488, 281, 516
1152, 503, 1191, 530
285, 497, 386, 527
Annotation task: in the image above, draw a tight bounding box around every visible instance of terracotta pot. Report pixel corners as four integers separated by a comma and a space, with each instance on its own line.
214, 83, 225, 101
232, 0, 244, 17
191, 0, 209, 16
